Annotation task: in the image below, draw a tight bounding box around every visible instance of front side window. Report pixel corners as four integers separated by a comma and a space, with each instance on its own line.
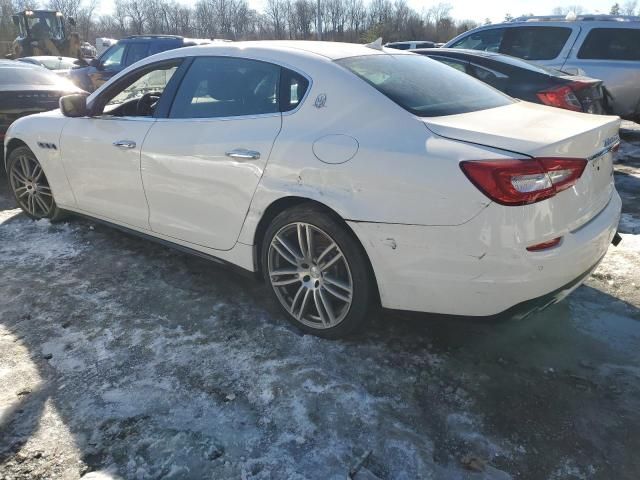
125, 43, 150, 66
578, 28, 640, 61
450, 28, 505, 52
170, 57, 280, 119
96, 61, 181, 117
337, 54, 512, 117
101, 44, 126, 71
499, 27, 572, 60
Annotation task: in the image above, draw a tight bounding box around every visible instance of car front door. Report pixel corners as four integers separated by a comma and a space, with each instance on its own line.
59, 60, 182, 229
140, 56, 292, 251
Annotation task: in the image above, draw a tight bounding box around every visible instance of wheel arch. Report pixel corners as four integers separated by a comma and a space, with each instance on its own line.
4, 138, 29, 171
252, 195, 381, 304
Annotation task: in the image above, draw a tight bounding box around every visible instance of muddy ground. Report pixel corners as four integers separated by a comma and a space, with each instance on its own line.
0, 125, 639, 480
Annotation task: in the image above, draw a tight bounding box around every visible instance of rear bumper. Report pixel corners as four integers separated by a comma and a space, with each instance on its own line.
347, 190, 622, 316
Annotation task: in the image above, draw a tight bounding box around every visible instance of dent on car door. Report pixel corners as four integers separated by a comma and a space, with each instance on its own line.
59, 60, 182, 229
140, 56, 293, 251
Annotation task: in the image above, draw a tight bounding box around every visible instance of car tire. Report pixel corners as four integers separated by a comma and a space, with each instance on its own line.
261, 204, 375, 338
7, 146, 65, 222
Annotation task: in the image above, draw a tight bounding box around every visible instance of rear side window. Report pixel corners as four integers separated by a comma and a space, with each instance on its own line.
499, 27, 572, 60
280, 68, 309, 112
170, 57, 280, 119
337, 54, 512, 117
578, 28, 640, 60
415, 42, 435, 49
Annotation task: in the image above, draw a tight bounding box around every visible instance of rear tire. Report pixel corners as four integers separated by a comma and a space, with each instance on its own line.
7, 146, 65, 222
261, 204, 375, 339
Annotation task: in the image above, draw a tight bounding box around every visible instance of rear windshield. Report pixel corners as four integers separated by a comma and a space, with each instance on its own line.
336, 54, 512, 117
578, 28, 640, 61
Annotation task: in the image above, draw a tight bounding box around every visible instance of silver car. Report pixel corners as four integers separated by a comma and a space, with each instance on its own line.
444, 14, 640, 120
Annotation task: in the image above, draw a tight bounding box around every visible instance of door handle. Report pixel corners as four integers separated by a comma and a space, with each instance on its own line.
113, 140, 136, 149
225, 148, 261, 160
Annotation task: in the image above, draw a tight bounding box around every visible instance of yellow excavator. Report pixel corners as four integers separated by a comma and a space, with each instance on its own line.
7, 10, 81, 59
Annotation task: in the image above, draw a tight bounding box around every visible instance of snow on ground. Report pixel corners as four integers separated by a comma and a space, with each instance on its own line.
1, 135, 640, 479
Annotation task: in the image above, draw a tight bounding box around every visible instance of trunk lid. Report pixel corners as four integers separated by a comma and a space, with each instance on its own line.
422, 101, 621, 232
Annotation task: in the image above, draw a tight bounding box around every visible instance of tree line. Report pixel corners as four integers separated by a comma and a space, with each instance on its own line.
2, 0, 638, 48
1, 0, 480, 45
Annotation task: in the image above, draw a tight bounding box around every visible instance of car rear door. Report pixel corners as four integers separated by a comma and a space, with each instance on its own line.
561, 25, 640, 118
139, 56, 287, 251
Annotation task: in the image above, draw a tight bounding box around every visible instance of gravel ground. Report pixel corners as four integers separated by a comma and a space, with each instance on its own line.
1, 126, 639, 480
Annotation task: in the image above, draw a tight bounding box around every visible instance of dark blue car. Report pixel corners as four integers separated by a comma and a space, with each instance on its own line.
69, 35, 210, 92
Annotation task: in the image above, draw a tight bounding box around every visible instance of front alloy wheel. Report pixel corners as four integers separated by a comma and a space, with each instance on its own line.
8, 146, 63, 221
263, 206, 374, 338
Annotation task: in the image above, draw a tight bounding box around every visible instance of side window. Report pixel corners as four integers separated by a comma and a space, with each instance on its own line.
97, 61, 181, 117
280, 68, 309, 112
431, 57, 468, 73
125, 43, 150, 66
415, 42, 435, 49
450, 28, 505, 52
169, 57, 280, 119
468, 64, 509, 91
499, 27, 572, 60
578, 28, 640, 61
101, 44, 126, 71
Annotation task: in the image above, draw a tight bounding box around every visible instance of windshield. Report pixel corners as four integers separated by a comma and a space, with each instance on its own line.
336, 54, 512, 117
26, 13, 64, 41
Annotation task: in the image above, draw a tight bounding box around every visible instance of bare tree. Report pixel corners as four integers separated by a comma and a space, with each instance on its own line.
622, 0, 637, 14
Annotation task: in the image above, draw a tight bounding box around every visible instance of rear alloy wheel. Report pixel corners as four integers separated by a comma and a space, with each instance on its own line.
263, 205, 374, 338
7, 146, 64, 221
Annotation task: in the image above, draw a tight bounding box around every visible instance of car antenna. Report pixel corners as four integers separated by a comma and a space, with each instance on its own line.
365, 37, 384, 51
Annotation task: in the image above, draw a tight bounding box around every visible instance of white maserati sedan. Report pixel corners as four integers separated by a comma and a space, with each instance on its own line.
4, 41, 622, 338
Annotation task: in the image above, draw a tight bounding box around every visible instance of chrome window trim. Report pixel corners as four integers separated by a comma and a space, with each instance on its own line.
165, 54, 313, 120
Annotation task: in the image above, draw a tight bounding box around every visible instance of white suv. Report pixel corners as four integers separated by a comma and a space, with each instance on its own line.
445, 15, 640, 120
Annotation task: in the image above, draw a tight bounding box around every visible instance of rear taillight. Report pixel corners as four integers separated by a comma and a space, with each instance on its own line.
460, 158, 587, 206
536, 82, 591, 112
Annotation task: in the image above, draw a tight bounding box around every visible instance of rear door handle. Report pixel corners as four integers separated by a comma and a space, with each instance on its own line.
225, 148, 261, 160
113, 140, 136, 149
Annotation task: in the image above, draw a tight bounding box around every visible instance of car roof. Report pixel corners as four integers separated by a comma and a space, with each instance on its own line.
155, 41, 413, 61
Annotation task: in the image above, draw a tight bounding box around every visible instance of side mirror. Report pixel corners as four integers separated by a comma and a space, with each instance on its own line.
68, 16, 76, 26
60, 94, 88, 117
90, 58, 101, 68
74, 58, 88, 67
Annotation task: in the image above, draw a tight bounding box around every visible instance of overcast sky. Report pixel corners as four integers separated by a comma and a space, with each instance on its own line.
96, 0, 620, 23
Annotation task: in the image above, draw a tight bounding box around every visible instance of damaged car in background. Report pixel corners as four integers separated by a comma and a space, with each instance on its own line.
3, 41, 622, 338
